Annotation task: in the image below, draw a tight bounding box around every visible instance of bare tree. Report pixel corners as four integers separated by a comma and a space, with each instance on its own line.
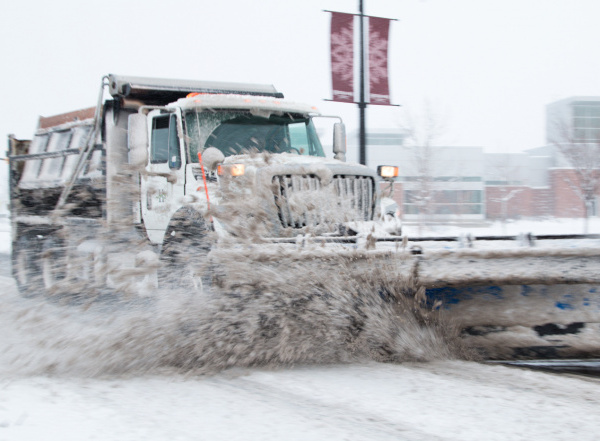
493, 189, 523, 234
550, 117, 600, 233
398, 102, 446, 234
486, 154, 525, 234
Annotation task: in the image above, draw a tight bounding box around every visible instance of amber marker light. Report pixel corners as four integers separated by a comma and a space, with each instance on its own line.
217, 164, 245, 176
377, 165, 399, 179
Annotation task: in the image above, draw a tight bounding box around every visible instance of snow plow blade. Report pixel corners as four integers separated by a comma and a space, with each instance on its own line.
216, 233, 600, 360
403, 234, 600, 360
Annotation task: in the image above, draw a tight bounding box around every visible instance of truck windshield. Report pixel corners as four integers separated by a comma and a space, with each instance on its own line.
184, 110, 325, 162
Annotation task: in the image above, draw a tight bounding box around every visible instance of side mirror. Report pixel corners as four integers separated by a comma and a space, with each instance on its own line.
200, 147, 225, 171
128, 113, 148, 168
333, 122, 346, 162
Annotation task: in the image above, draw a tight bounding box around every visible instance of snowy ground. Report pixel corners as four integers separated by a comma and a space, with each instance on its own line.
1, 267, 599, 441
1, 361, 599, 441
2, 218, 600, 440
0, 271, 598, 441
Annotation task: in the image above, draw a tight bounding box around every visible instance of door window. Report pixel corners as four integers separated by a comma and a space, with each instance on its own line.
151, 114, 181, 169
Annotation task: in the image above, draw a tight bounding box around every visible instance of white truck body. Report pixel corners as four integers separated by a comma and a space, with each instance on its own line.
8, 74, 399, 296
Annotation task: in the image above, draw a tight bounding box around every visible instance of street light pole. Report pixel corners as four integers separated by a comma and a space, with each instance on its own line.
358, 0, 367, 166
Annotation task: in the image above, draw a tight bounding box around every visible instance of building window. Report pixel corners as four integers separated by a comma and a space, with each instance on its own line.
403, 190, 483, 215
399, 176, 481, 182
572, 102, 600, 142
366, 133, 405, 146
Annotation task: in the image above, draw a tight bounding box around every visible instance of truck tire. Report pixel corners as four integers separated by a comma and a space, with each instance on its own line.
159, 208, 213, 293
40, 235, 68, 295
12, 235, 43, 297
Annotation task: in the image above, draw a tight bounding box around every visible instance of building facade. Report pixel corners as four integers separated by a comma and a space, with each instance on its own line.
350, 96, 600, 221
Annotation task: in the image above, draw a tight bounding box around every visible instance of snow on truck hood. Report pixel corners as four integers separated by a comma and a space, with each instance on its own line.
172, 93, 320, 115
222, 153, 377, 178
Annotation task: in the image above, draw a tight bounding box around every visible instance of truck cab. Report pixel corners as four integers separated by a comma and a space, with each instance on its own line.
131, 90, 381, 245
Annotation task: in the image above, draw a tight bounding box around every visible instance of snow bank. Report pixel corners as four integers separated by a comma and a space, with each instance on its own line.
403, 217, 600, 237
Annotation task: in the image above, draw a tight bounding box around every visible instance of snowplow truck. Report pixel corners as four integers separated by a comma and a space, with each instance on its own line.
8, 74, 402, 298
8, 74, 600, 359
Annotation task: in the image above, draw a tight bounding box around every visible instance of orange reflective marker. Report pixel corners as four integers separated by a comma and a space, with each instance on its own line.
197, 152, 210, 210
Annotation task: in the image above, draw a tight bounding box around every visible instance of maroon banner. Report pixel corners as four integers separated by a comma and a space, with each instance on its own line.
368, 17, 391, 105
330, 12, 355, 103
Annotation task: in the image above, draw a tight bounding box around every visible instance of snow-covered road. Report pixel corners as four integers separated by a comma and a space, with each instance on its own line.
2, 357, 600, 440
1, 276, 600, 441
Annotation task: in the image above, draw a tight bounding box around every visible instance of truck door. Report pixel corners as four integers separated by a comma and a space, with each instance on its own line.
141, 112, 185, 244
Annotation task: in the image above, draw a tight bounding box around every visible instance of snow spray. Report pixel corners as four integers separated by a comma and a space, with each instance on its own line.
0, 246, 471, 378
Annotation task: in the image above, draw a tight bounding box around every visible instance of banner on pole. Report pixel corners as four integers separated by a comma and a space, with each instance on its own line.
368, 17, 391, 105
330, 12, 355, 103
329, 12, 394, 106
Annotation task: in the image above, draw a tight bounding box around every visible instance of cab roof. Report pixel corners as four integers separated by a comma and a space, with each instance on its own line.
172, 93, 320, 115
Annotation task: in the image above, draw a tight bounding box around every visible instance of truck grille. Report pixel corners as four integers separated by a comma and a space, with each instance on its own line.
272, 174, 375, 228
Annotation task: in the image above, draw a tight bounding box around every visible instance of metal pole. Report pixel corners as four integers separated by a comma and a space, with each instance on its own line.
358, 0, 367, 166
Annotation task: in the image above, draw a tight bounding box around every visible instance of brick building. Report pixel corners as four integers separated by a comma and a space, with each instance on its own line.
350, 96, 600, 221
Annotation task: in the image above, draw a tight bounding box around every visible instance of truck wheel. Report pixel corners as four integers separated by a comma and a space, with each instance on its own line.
41, 236, 68, 295
12, 235, 42, 297
159, 208, 213, 294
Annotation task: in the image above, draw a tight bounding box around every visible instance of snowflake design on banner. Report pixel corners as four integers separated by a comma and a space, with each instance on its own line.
369, 31, 388, 85
331, 27, 354, 82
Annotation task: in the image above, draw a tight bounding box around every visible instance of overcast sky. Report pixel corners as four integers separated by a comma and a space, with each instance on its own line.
2, 0, 600, 158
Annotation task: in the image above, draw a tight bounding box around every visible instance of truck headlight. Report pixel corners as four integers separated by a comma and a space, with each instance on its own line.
377, 165, 399, 179
217, 164, 245, 177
